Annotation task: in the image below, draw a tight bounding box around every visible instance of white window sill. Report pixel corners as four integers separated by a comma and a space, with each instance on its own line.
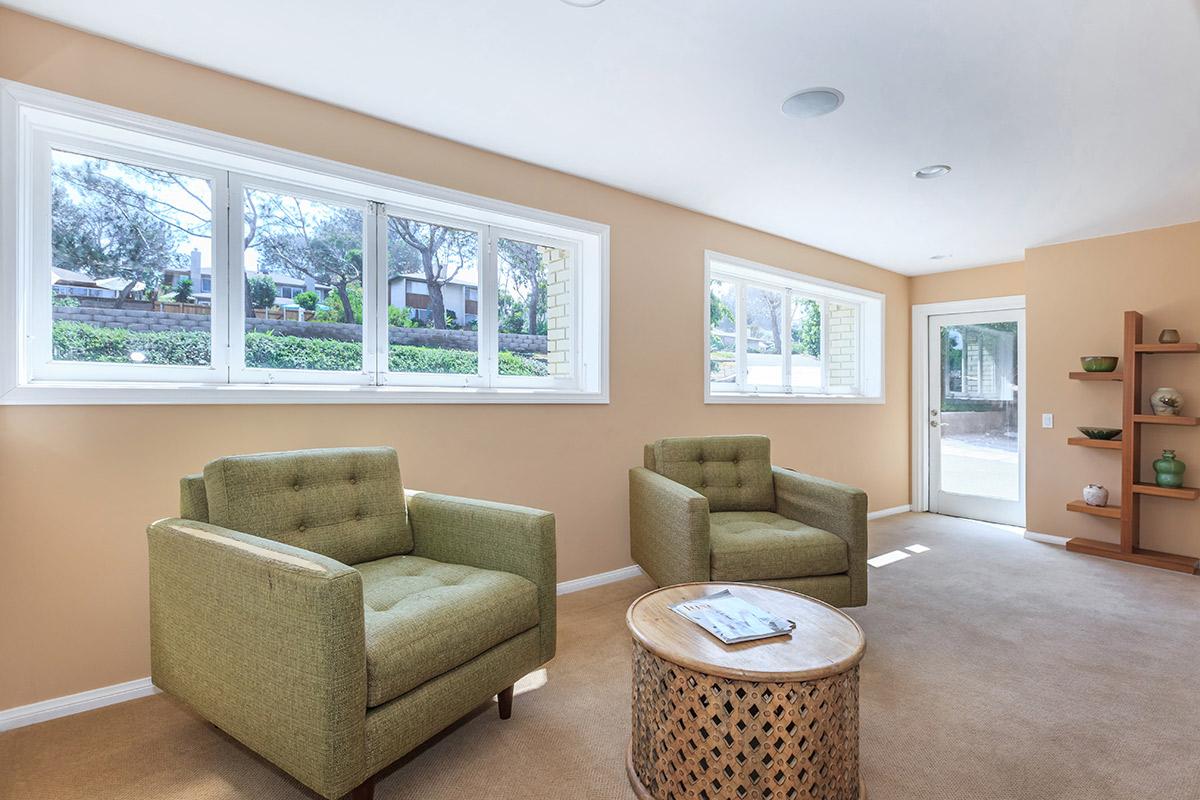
705, 390, 884, 405
0, 381, 609, 405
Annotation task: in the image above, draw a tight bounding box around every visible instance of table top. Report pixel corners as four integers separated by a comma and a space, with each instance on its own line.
626, 582, 865, 682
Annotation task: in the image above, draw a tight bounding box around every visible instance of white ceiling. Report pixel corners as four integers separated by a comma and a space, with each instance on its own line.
7, 0, 1200, 275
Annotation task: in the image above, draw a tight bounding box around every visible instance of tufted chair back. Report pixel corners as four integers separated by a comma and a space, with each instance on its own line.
646, 435, 775, 512
190, 446, 413, 566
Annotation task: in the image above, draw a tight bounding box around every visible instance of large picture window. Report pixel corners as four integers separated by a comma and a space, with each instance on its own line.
705, 252, 884, 403
1, 82, 608, 404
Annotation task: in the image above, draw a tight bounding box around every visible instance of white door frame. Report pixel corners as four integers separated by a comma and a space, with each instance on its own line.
911, 295, 1026, 514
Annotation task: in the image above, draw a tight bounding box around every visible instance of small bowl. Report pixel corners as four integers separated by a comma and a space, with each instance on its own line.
1080, 356, 1119, 372
1077, 426, 1122, 440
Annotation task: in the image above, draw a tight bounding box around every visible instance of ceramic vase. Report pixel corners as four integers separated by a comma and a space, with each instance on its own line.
1082, 484, 1109, 507
1153, 450, 1186, 489
1158, 328, 1181, 344
1150, 387, 1184, 416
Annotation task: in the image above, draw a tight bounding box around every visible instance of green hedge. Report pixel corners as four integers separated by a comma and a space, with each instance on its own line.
51, 322, 547, 377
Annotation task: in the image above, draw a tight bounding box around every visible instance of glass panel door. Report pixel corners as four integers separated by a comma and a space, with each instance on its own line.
928, 309, 1025, 525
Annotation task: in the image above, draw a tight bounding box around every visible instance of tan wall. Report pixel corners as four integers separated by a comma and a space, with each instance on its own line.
0, 10, 911, 709
910, 261, 1025, 306
1026, 222, 1200, 556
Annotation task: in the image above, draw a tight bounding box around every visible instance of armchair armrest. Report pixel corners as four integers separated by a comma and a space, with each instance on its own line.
406, 490, 557, 663
147, 518, 367, 800
772, 467, 868, 605
629, 467, 710, 587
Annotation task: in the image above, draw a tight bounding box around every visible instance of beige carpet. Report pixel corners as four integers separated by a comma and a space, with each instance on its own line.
3, 512, 1199, 800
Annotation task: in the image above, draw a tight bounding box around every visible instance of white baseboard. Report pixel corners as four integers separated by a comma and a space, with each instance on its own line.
1024, 530, 1071, 546
556, 563, 644, 595
0, 677, 159, 733
867, 504, 911, 521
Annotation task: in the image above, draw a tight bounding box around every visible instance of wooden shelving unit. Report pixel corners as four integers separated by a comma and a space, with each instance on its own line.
1064, 311, 1200, 575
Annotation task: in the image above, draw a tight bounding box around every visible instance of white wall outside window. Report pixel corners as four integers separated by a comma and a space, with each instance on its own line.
0, 81, 609, 404
704, 251, 884, 404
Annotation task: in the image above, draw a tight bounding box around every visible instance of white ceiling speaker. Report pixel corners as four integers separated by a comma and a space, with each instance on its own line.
560, 0, 606, 6
914, 164, 952, 179
781, 88, 845, 118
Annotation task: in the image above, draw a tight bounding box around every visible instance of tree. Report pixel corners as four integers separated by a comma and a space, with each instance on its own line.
710, 289, 734, 329
173, 277, 194, 305
387, 218, 475, 330
497, 240, 548, 335
791, 298, 821, 358
748, 290, 784, 353
51, 170, 189, 308
247, 274, 277, 310
255, 201, 363, 324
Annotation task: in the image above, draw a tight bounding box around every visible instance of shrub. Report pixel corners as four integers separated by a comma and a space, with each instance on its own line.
52, 321, 209, 365
294, 290, 319, 311
173, 277, 194, 304
388, 305, 419, 328
52, 295, 81, 308
51, 321, 548, 376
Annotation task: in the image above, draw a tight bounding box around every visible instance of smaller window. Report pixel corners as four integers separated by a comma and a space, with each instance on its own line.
705, 252, 883, 403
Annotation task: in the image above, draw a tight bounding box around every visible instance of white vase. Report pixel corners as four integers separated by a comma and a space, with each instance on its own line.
1150, 387, 1183, 416
1083, 484, 1109, 507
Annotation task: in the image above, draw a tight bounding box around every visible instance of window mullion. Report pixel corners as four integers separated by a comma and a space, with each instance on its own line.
210, 171, 231, 384
227, 174, 246, 383
782, 288, 793, 392
363, 201, 385, 384
479, 226, 499, 386
820, 299, 830, 394
735, 280, 747, 392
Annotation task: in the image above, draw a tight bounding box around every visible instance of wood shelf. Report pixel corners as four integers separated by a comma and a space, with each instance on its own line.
1066, 500, 1121, 519
1065, 537, 1199, 574
1133, 343, 1200, 354
1132, 483, 1200, 501
1063, 311, 1199, 575
1067, 436, 1123, 450
1132, 414, 1198, 426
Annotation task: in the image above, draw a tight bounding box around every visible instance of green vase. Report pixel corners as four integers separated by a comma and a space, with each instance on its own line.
1153, 449, 1187, 488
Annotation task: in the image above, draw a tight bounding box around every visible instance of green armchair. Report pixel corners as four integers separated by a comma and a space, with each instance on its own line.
629, 435, 867, 607
148, 447, 556, 800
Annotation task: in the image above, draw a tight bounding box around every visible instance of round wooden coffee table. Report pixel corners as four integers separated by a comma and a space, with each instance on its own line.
626, 582, 866, 800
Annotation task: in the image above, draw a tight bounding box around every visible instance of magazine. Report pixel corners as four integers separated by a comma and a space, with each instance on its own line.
670, 589, 796, 644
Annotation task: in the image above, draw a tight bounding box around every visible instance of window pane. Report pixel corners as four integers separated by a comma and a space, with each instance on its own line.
50, 150, 213, 366
745, 286, 784, 387
241, 189, 364, 371
496, 238, 561, 378
386, 216, 479, 374
709, 278, 737, 384
790, 296, 822, 389
826, 302, 859, 392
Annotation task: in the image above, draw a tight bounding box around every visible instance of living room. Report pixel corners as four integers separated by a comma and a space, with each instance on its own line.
0, 3, 1197, 799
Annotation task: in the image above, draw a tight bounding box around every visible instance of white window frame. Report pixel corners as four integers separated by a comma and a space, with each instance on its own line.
0, 81, 609, 405
704, 251, 884, 404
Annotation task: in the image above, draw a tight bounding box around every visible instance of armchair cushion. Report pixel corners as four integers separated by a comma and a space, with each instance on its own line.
651, 435, 774, 512
203, 447, 412, 566
356, 555, 539, 708
709, 511, 849, 581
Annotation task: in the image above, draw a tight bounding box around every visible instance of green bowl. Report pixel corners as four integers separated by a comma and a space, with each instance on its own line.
1077, 426, 1122, 440
1080, 356, 1119, 372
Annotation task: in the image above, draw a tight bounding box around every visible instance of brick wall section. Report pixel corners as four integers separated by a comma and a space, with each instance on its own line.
826, 303, 858, 390
544, 251, 573, 377
52, 306, 547, 353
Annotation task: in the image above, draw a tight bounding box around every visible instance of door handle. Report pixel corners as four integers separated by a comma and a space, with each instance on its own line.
930, 420, 950, 428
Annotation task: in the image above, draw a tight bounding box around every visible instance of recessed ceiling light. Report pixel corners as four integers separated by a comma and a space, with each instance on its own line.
781, 88, 844, 119
914, 164, 952, 179
560, 0, 605, 6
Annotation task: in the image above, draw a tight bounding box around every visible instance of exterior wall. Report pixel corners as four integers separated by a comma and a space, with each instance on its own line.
546, 251, 572, 378
0, 9, 911, 710
826, 303, 858, 390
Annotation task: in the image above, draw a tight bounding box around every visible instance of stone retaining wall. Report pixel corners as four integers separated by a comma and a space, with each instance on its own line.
53, 306, 547, 353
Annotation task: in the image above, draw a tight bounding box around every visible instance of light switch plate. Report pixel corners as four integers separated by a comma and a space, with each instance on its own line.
1042, 413, 1054, 428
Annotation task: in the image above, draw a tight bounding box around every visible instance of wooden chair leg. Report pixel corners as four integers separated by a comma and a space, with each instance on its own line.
350, 774, 375, 800
498, 685, 514, 720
